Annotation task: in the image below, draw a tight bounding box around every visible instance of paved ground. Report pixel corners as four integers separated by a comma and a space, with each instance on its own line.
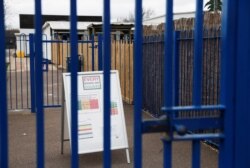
6, 53, 218, 168
8, 103, 218, 168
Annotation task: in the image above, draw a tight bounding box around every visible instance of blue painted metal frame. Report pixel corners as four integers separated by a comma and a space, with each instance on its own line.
193, 0, 203, 106
70, 0, 79, 167
34, 0, 45, 167
134, 0, 143, 167
234, 8, 250, 165
139, 0, 227, 168
219, 0, 237, 167
29, 34, 36, 113
1, 0, 250, 167
103, 0, 111, 167
98, 34, 103, 70
42, 58, 49, 71
163, 0, 174, 167
0, 0, 8, 167
28, 36, 98, 111
91, 34, 95, 71
6, 33, 31, 110
164, 0, 174, 108
192, 1, 203, 167
173, 31, 180, 107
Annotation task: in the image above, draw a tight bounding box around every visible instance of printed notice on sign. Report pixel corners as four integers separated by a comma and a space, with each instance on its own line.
78, 94, 100, 113
82, 76, 101, 90
63, 71, 129, 156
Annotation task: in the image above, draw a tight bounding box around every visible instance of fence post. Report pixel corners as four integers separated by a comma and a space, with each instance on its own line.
34, 0, 45, 167
91, 34, 95, 71
173, 31, 180, 106
103, 0, 111, 167
234, 8, 250, 167
134, 0, 143, 167
29, 34, 36, 113
70, 0, 79, 167
0, 0, 8, 166
219, 0, 237, 167
98, 34, 103, 70
162, 0, 174, 167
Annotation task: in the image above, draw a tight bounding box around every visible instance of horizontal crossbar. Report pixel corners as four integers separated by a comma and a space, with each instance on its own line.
173, 133, 224, 141
162, 105, 225, 112
142, 117, 222, 134
42, 40, 95, 43
173, 117, 223, 131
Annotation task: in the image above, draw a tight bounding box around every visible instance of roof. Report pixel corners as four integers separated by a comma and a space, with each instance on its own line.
87, 22, 134, 33
42, 21, 99, 30
87, 22, 134, 27
20, 14, 102, 29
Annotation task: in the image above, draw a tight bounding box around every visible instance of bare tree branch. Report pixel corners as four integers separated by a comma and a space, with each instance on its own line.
120, 7, 155, 22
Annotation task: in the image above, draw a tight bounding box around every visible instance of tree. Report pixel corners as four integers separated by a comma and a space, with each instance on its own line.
143, 8, 155, 20
120, 8, 155, 22
205, 0, 222, 12
122, 12, 135, 22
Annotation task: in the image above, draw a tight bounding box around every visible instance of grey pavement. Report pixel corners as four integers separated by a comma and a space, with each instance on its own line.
8, 103, 218, 168
6, 54, 218, 168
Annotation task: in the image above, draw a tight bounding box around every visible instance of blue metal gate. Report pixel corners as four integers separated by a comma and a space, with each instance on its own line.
6, 32, 97, 111
30, 34, 98, 112
1, 0, 250, 168
6, 34, 31, 110
135, 0, 250, 167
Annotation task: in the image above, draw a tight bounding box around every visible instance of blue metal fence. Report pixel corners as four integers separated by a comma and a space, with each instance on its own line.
0, 0, 8, 166
6, 34, 31, 110
143, 29, 221, 117
6, 33, 97, 111
1, 0, 250, 168
134, 0, 143, 167
6, 29, 132, 112
40, 37, 96, 110
137, 0, 247, 168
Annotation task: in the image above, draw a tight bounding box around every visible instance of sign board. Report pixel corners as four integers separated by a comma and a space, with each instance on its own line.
63, 70, 129, 155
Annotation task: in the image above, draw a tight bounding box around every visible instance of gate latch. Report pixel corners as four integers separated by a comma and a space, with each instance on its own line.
142, 114, 187, 136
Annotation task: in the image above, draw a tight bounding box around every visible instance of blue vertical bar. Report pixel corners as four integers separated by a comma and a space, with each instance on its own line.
193, 0, 203, 106
134, 0, 143, 167
219, 0, 236, 167
92, 34, 95, 71
34, 0, 44, 167
98, 34, 103, 70
26, 35, 29, 108
164, 0, 174, 107
173, 31, 180, 107
29, 34, 36, 113
20, 36, 24, 108
0, 0, 8, 167
163, 0, 174, 167
8, 47, 12, 109
163, 140, 172, 168
192, 140, 200, 168
45, 36, 49, 105
103, 0, 111, 167
230, 1, 250, 167
192, 1, 203, 168
15, 39, 18, 109
70, 0, 79, 167
87, 36, 89, 70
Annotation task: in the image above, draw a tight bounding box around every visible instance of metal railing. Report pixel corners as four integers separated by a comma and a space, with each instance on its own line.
142, 29, 221, 117
1, 0, 250, 168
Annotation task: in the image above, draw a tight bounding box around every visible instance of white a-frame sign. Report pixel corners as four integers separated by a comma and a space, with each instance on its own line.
62, 70, 130, 163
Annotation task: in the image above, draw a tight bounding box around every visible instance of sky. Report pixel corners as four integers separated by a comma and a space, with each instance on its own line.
5, 0, 209, 29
